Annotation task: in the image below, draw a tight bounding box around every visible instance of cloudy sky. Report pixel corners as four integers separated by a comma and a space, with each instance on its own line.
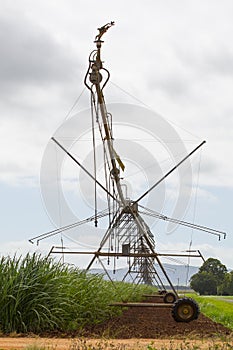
0, 0, 232, 271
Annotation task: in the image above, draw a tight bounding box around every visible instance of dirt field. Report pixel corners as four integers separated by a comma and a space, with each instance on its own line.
0, 301, 232, 349
0, 337, 232, 350
84, 302, 231, 338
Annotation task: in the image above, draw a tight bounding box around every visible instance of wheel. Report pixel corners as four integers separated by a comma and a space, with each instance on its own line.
163, 292, 177, 304
158, 289, 167, 295
172, 298, 200, 322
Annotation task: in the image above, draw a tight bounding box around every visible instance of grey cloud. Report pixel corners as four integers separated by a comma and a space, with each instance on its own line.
174, 41, 233, 81
198, 158, 217, 175
146, 61, 192, 99
155, 75, 190, 98
0, 12, 81, 91
144, 42, 194, 100
207, 47, 233, 77
147, 41, 233, 101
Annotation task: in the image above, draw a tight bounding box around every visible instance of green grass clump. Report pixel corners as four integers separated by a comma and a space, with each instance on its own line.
190, 294, 233, 330
0, 253, 155, 334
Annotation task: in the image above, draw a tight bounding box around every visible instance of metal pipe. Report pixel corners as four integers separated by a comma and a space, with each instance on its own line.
135, 140, 206, 204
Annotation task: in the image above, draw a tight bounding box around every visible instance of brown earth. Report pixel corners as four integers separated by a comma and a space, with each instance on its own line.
85, 303, 231, 339
0, 297, 232, 349
1, 337, 232, 350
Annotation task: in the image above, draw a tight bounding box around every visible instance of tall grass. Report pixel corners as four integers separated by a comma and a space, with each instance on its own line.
0, 253, 155, 334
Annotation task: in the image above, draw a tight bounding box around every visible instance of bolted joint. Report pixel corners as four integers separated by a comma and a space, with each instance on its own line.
89, 69, 102, 84
110, 168, 120, 179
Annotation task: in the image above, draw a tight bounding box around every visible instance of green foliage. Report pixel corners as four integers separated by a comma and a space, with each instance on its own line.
0, 253, 155, 334
190, 258, 227, 295
218, 271, 233, 295
191, 294, 233, 330
199, 258, 227, 283
190, 272, 217, 295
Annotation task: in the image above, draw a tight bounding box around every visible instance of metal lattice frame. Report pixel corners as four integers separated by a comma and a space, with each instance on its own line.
29, 23, 226, 298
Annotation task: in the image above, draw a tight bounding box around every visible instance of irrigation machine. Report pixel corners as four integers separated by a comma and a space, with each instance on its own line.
30, 23, 226, 322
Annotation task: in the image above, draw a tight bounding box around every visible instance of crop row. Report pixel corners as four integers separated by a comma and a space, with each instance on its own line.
0, 253, 155, 334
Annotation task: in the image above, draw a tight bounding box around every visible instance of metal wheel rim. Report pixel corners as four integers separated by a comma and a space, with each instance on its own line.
166, 295, 174, 303
177, 304, 194, 320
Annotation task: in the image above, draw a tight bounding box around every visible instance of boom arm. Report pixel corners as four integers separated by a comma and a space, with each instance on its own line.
85, 22, 126, 206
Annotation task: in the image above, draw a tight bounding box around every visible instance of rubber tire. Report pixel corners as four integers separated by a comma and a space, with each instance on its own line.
163, 292, 177, 304
172, 297, 200, 322
158, 289, 167, 295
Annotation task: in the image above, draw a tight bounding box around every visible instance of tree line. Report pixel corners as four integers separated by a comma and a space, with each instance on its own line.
190, 257, 233, 295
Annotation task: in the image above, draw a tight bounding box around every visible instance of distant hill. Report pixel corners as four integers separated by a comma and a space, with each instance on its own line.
90, 263, 199, 287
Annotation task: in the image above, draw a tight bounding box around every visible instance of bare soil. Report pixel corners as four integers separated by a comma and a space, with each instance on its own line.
0, 337, 232, 350
0, 297, 232, 349
84, 303, 231, 339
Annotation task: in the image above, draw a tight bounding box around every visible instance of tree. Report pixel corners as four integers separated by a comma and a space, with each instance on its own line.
190, 258, 227, 295
199, 258, 227, 284
218, 271, 233, 295
190, 271, 217, 295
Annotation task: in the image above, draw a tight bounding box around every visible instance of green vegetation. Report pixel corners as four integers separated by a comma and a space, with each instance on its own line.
0, 253, 155, 334
218, 271, 233, 295
190, 258, 228, 295
191, 294, 233, 330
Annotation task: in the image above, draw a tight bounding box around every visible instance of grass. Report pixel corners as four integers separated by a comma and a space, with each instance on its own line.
189, 294, 233, 330
0, 253, 156, 334
1, 252, 233, 340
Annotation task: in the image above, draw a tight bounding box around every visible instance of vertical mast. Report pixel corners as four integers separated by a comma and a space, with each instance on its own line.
87, 22, 126, 206
85, 23, 178, 294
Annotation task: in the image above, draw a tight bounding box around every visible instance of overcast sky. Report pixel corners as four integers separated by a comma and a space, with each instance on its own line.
0, 0, 232, 271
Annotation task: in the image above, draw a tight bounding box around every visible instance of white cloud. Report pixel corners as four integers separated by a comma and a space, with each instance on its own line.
0, 0, 232, 268
157, 241, 232, 269
0, 1, 232, 189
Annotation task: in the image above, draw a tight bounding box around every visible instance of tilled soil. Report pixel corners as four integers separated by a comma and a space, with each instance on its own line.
85, 297, 231, 339
0, 300, 232, 350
